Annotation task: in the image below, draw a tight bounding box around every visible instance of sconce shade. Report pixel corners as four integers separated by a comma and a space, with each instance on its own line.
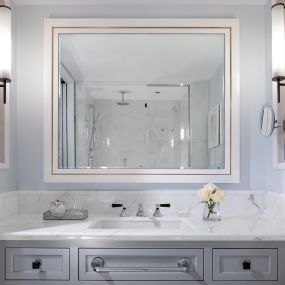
0, 4, 11, 80
272, 2, 285, 81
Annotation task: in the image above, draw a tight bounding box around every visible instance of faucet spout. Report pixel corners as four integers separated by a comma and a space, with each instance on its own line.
136, 203, 145, 217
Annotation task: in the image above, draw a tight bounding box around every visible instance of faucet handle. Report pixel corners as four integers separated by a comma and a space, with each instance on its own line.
112, 203, 125, 208
153, 203, 171, 217
157, 203, 171, 208
111, 203, 127, 217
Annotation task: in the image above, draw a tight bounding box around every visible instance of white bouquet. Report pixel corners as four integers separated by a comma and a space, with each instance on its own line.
198, 183, 225, 220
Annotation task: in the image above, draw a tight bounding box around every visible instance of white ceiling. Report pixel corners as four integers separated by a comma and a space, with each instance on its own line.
13, 0, 267, 5
60, 33, 224, 84
77, 83, 188, 101
61, 33, 223, 101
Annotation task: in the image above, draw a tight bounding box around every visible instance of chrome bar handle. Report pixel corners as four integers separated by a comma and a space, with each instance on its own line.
91, 257, 192, 273
95, 267, 189, 273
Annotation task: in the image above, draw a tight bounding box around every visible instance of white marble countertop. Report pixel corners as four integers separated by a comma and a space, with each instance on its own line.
0, 213, 284, 241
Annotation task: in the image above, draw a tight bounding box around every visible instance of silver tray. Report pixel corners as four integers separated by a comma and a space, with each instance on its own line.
43, 209, 88, 220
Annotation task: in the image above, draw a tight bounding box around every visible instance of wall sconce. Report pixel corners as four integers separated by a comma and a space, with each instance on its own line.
0, 3, 11, 104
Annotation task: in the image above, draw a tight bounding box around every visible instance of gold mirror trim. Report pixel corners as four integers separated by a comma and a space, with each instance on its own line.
51, 26, 232, 176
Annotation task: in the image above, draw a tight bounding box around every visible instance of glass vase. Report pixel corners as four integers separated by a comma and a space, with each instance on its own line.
203, 202, 221, 221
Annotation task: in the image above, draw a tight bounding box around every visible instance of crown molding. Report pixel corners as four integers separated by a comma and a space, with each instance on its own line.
12, 0, 267, 6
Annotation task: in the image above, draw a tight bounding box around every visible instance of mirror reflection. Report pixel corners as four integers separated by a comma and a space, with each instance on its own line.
58, 32, 225, 169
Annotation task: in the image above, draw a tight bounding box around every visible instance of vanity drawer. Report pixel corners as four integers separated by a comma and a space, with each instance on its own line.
5, 248, 70, 280
79, 248, 203, 281
213, 248, 278, 281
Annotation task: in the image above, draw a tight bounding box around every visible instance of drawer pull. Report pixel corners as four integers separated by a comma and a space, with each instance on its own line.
242, 260, 251, 270
91, 257, 192, 273
32, 259, 42, 270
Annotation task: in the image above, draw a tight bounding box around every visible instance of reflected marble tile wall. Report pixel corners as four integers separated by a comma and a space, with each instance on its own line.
74, 83, 212, 169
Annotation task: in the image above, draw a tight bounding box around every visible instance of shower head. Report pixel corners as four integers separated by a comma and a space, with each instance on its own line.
117, 90, 130, 106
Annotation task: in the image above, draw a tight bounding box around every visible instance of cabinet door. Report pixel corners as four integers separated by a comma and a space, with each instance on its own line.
79, 248, 203, 281
5, 248, 70, 280
213, 248, 278, 281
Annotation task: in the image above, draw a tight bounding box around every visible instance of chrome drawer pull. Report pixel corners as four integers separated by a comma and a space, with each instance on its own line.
91, 257, 192, 273
94, 267, 190, 273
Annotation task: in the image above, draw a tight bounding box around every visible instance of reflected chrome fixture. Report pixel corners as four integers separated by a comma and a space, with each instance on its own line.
153, 203, 171, 217
136, 203, 145, 217
272, 1, 285, 103
112, 203, 127, 217
87, 104, 103, 167
123, 158, 127, 168
0, 3, 11, 104
117, 90, 130, 106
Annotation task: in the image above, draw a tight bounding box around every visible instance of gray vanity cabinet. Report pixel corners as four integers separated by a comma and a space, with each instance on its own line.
1, 241, 285, 285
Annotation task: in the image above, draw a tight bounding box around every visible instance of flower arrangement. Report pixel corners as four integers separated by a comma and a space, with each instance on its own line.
198, 183, 225, 220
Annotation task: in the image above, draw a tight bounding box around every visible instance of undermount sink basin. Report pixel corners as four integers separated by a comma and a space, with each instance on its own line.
88, 218, 192, 230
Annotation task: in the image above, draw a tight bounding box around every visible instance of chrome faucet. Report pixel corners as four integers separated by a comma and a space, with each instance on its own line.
112, 203, 127, 217
153, 203, 171, 217
136, 203, 145, 217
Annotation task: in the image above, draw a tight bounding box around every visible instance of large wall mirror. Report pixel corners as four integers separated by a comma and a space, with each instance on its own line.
44, 19, 240, 183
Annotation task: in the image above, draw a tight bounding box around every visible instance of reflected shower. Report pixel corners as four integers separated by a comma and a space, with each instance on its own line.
147, 83, 191, 169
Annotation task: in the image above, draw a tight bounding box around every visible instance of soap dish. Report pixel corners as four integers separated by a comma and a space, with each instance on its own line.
43, 209, 88, 220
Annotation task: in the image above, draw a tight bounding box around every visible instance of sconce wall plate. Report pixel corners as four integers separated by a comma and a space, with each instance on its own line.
272, 1, 285, 103
0, 3, 11, 104
272, 76, 285, 103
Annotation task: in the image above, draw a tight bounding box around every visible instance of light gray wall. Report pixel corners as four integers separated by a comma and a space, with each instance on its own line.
16, 4, 269, 191
0, 0, 17, 192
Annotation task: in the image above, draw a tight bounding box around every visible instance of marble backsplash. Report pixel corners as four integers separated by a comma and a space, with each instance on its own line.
264, 192, 285, 218
1, 190, 284, 219
0, 190, 266, 218
0, 191, 18, 218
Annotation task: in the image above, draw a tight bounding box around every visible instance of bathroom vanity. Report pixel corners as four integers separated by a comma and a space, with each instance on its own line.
0, 206, 285, 285
2, 239, 283, 285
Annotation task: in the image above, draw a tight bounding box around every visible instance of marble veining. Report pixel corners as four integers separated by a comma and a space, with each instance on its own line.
0, 190, 283, 241
0, 190, 280, 240
17, 190, 266, 217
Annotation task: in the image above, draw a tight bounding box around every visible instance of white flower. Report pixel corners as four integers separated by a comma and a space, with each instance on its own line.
197, 183, 225, 203
205, 183, 219, 192
198, 188, 210, 202
211, 190, 225, 202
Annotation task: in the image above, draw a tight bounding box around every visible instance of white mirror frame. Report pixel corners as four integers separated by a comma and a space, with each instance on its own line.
43, 18, 240, 183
